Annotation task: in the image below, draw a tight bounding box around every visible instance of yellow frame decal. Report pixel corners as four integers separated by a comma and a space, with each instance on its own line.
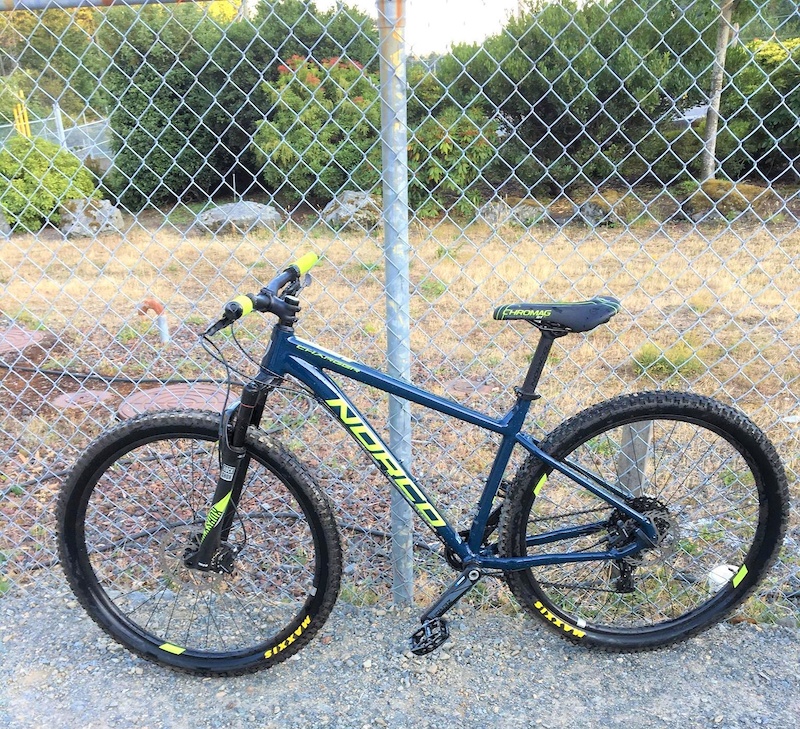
326, 398, 446, 528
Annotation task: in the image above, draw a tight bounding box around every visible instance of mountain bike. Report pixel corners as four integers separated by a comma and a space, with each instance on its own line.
57, 253, 788, 676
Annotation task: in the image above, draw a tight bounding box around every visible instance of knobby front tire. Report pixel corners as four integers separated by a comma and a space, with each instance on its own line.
57, 410, 342, 675
499, 392, 788, 651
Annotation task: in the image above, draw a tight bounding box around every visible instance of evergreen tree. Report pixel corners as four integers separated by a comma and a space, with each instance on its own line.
101, 1, 378, 210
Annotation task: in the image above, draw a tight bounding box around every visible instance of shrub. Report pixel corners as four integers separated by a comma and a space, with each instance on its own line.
253, 56, 382, 203
102, 3, 379, 210
720, 37, 800, 181
433, 0, 723, 190
0, 135, 97, 231
408, 106, 497, 217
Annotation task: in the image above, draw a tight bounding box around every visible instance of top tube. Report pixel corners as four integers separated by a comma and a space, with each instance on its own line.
263, 331, 534, 436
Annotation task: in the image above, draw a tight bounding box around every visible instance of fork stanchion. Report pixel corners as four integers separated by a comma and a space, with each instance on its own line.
378, 0, 414, 607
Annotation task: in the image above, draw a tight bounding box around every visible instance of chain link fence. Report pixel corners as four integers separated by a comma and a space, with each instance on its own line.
0, 112, 111, 167
0, 0, 798, 622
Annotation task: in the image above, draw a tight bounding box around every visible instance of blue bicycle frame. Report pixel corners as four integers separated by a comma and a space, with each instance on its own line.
250, 324, 658, 572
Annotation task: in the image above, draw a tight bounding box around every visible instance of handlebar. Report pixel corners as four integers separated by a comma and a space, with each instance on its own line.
205, 252, 320, 336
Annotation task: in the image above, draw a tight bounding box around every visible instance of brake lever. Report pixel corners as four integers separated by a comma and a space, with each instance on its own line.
204, 318, 230, 337
284, 274, 312, 298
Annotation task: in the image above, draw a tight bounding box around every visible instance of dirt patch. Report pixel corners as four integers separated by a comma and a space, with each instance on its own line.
117, 382, 229, 418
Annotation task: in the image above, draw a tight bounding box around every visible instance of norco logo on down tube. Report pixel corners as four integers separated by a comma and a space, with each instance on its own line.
325, 398, 446, 528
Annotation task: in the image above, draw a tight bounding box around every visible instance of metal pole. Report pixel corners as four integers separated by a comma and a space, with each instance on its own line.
617, 422, 652, 496
53, 101, 66, 147
377, 0, 414, 607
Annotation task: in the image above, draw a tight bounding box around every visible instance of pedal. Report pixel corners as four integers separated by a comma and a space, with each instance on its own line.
409, 618, 450, 656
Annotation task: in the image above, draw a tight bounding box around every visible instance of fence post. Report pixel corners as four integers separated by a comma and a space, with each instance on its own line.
617, 422, 653, 496
53, 101, 66, 147
376, 0, 414, 606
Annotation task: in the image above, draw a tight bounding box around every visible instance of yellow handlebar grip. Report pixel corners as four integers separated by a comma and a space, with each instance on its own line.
293, 252, 320, 276
232, 295, 254, 317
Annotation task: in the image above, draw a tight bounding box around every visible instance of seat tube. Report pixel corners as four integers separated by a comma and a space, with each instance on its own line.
467, 396, 533, 552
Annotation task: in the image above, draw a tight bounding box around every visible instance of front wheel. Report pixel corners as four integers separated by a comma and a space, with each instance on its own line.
58, 410, 342, 675
499, 392, 788, 651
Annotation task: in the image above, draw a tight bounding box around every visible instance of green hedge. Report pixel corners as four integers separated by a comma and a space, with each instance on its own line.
0, 136, 97, 232
101, 2, 379, 210
252, 56, 382, 203
408, 106, 497, 217
94, 0, 800, 211
252, 57, 498, 214
720, 38, 800, 181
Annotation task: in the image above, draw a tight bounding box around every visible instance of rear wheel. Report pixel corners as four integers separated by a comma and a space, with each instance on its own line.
58, 410, 342, 675
499, 392, 787, 650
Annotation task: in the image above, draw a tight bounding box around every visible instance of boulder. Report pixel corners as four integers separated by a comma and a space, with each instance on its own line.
0, 212, 10, 237
578, 190, 646, 226
477, 197, 545, 227
195, 201, 284, 235
59, 198, 124, 238
681, 180, 780, 222
321, 191, 381, 231
578, 198, 611, 226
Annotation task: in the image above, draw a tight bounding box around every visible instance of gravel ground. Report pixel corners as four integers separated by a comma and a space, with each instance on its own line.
2, 574, 799, 729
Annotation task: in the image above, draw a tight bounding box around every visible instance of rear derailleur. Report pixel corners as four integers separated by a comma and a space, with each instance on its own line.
606, 496, 674, 593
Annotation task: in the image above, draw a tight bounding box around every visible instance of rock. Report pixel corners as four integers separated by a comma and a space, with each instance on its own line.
579, 198, 611, 226
60, 198, 124, 238
321, 191, 381, 231
476, 200, 506, 226
195, 201, 284, 235
477, 197, 545, 227
0, 211, 10, 237
690, 208, 726, 224
681, 180, 781, 222
509, 199, 545, 226
577, 190, 646, 226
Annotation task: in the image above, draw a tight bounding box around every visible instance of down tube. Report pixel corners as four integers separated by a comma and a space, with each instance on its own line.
287, 358, 463, 550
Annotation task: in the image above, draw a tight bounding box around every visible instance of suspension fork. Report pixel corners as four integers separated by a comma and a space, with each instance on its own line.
184, 381, 261, 570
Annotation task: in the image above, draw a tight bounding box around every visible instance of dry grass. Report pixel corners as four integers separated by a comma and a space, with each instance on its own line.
3, 216, 798, 412
3, 215, 798, 479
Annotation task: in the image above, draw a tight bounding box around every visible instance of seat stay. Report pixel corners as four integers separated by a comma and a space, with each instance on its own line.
515, 432, 656, 540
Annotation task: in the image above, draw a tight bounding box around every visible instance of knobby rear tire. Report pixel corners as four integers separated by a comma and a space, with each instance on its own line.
57, 410, 342, 675
499, 391, 788, 651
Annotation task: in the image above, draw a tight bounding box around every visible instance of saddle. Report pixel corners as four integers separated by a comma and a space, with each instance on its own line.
493, 296, 620, 334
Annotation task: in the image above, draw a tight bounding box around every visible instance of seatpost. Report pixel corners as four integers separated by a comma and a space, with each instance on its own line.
515, 331, 562, 401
